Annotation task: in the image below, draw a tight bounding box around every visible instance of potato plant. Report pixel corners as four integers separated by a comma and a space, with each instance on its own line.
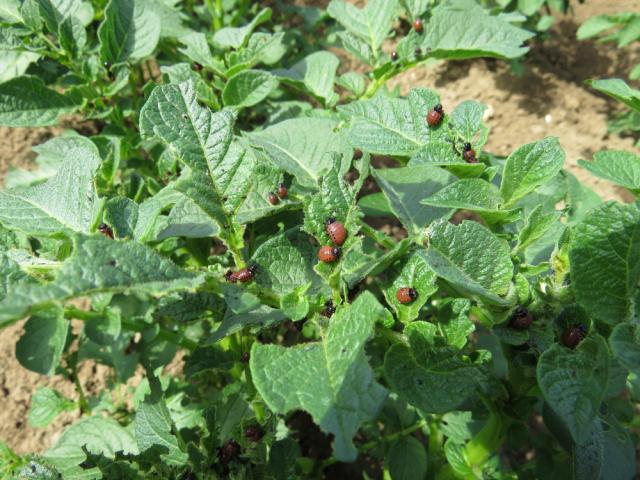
0, 0, 638, 479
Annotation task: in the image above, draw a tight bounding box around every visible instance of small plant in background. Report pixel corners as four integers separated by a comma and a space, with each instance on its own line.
579, 12, 640, 143
0, 0, 638, 479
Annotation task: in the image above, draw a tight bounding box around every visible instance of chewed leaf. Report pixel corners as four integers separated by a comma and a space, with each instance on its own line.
246, 117, 351, 188
0, 235, 203, 326
424, 219, 514, 306
578, 150, 640, 194
251, 291, 388, 462
0, 135, 101, 236
537, 335, 609, 443
0, 75, 83, 127
500, 137, 565, 207
569, 202, 640, 325
373, 165, 455, 236
251, 227, 328, 297
382, 251, 438, 323
385, 321, 487, 413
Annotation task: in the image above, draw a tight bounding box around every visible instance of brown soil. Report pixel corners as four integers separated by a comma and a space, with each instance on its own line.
1, 0, 639, 457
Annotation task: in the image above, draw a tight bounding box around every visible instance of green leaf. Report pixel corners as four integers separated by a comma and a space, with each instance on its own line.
0, 0, 22, 23
588, 78, 640, 112
252, 228, 327, 297
578, 150, 640, 194
16, 305, 68, 375
338, 89, 445, 156
449, 100, 487, 141
103, 196, 138, 239
246, 118, 350, 188
135, 388, 188, 466
0, 50, 40, 83
0, 136, 101, 236
609, 322, 640, 376
0, 236, 203, 325
302, 158, 360, 244
0, 75, 82, 127
251, 291, 388, 462
36, 0, 85, 33
569, 202, 640, 325
58, 15, 86, 57
387, 436, 428, 480
336, 31, 374, 65
177, 32, 223, 73
515, 204, 562, 253
537, 335, 609, 443
341, 238, 412, 291
207, 286, 287, 343
28, 387, 75, 428
500, 137, 565, 207
382, 251, 438, 323
212, 7, 271, 49
327, 0, 399, 53
400, 0, 429, 18
99, 0, 160, 64
421, 178, 519, 224
43, 416, 139, 479
424, 220, 514, 306
358, 192, 391, 216
423, 0, 534, 59
372, 165, 455, 236
336, 71, 366, 97
409, 141, 486, 178
576, 15, 616, 40
275, 51, 339, 104
385, 321, 486, 413
436, 298, 474, 349
222, 69, 278, 108
228, 32, 287, 71
140, 81, 251, 238
5, 134, 86, 188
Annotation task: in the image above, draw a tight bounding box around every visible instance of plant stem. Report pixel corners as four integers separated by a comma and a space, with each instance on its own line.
360, 418, 428, 451
360, 223, 396, 249
64, 307, 198, 351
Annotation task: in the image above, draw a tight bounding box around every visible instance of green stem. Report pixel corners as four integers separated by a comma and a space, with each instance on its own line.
360, 419, 428, 451
362, 56, 433, 100
464, 395, 507, 472
64, 307, 198, 351
360, 223, 396, 249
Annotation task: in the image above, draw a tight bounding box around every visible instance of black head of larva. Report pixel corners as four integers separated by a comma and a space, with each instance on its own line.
325, 217, 337, 226
463, 142, 472, 152
434, 104, 443, 114
408, 288, 418, 299
248, 264, 258, 275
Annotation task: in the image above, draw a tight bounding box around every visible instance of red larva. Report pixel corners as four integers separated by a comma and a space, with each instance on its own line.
98, 223, 113, 239
318, 246, 341, 263
219, 440, 240, 465
325, 218, 347, 246
193, 62, 203, 72
268, 192, 279, 205
413, 18, 424, 33
277, 183, 288, 199
509, 306, 533, 330
224, 270, 237, 283
562, 324, 587, 349
426, 104, 444, 127
396, 287, 418, 304
235, 264, 258, 283
244, 425, 264, 442
463, 142, 478, 163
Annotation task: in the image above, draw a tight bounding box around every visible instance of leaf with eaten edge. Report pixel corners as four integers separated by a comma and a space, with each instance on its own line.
250, 291, 388, 461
